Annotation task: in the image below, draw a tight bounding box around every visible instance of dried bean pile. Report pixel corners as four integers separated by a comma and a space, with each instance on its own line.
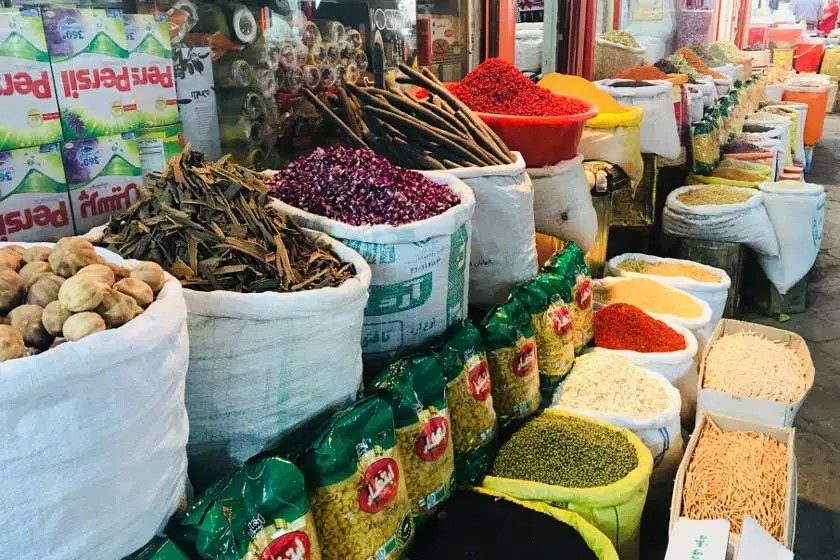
267, 147, 460, 226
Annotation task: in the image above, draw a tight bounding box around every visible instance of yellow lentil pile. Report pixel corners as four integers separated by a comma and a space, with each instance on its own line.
594, 278, 705, 319
677, 186, 754, 206
618, 259, 721, 283
703, 331, 808, 403
553, 353, 669, 419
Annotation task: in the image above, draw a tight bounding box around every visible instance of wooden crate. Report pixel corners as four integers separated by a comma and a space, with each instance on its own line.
660, 235, 746, 318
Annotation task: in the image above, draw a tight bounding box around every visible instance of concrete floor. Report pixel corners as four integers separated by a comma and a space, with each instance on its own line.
640, 115, 840, 559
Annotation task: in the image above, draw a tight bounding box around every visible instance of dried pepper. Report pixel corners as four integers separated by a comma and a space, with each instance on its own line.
594, 303, 687, 352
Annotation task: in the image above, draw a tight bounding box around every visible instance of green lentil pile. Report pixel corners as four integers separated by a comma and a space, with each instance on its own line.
601, 30, 640, 48
490, 413, 638, 487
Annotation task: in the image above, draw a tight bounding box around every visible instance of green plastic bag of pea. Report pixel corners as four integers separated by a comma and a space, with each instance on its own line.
435, 320, 499, 485
481, 298, 541, 424
512, 273, 575, 400
369, 355, 456, 522
121, 537, 190, 560
543, 242, 594, 353
173, 456, 321, 560
299, 396, 414, 560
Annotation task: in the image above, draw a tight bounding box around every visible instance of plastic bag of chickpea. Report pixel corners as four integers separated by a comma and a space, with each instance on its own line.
369, 355, 456, 521
174, 456, 322, 560
480, 299, 541, 424
511, 274, 575, 401
435, 320, 499, 484
299, 396, 414, 560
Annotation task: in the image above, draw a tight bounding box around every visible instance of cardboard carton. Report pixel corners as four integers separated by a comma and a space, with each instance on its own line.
124, 13, 178, 128
136, 122, 183, 174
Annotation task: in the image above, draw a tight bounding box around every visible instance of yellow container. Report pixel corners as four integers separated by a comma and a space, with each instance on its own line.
772, 47, 794, 69
819, 46, 840, 79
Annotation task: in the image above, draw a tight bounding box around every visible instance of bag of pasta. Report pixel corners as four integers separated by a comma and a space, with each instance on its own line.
369, 356, 456, 521
511, 274, 575, 399
299, 397, 413, 560
481, 299, 541, 423
174, 456, 322, 560
543, 242, 594, 353
692, 118, 719, 175
435, 320, 499, 484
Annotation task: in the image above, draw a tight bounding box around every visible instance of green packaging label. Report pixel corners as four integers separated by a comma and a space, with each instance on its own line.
125, 14, 178, 128
137, 122, 183, 174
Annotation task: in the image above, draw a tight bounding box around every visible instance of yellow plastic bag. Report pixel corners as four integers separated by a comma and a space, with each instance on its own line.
482, 410, 653, 560
687, 173, 763, 189
580, 106, 645, 186
473, 487, 620, 560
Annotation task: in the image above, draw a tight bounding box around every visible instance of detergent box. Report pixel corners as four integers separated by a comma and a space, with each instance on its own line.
124, 13, 178, 128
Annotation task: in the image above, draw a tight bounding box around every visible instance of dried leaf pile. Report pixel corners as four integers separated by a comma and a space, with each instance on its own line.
103, 147, 354, 293
303, 64, 515, 170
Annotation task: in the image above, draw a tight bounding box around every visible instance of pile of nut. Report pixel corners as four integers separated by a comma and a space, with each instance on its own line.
0, 237, 166, 362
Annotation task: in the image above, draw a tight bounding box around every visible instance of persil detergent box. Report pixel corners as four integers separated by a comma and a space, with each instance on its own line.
0, 143, 73, 242
43, 8, 137, 140
0, 7, 62, 151
124, 13, 178, 128
62, 132, 143, 234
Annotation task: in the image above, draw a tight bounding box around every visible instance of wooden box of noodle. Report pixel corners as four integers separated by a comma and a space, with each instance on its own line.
697, 319, 814, 428
669, 411, 797, 558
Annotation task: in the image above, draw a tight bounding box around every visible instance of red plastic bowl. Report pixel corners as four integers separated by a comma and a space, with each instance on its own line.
414, 83, 598, 166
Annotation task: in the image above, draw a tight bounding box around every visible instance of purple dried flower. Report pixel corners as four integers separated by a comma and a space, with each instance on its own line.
723, 140, 764, 154
267, 147, 461, 226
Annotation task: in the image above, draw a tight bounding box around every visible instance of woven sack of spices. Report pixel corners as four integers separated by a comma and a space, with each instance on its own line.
607, 253, 731, 327
0, 243, 189, 560
579, 107, 645, 186
594, 79, 681, 160
757, 180, 826, 295
271, 173, 475, 368
425, 153, 537, 309
482, 409, 653, 560
529, 154, 598, 252
593, 37, 646, 81
550, 353, 683, 486
663, 185, 779, 257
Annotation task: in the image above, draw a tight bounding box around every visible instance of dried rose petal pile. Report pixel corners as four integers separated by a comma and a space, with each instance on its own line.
267, 147, 460, 226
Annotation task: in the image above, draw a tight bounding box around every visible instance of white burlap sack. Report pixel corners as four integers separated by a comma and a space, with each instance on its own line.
663, 185, 780, 257
0, 243, 189, 560
607, 253, 731, 326
579, 124, 645, 186
424, 156, 534, 309
184, 232, 372, 488
551, 368, 683, 485
271, 174, 475, 360
758, 181, 826, 294
529, 155, 598, 252
594, 79, 681, 159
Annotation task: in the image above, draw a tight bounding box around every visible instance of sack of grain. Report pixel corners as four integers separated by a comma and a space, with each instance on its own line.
594, 80, 681, 160
529, 155, 599, 252
607, 253, 731, 325
483, 409, 653, 560
663, 185, 780, 257
0, 243, 189, 560
425, 154, 535, 309
183, 231, 372, 489
757, 180, 826, 295
550, 354, 683, 485
272, 174, 475, 366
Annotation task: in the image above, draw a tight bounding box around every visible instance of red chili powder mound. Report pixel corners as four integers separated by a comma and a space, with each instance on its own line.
452, 58, 591, 117
594, 303, 687, 352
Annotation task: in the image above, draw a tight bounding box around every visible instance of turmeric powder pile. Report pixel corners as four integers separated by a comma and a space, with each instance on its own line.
593, 278, 705, 318
538, 73, 628, 113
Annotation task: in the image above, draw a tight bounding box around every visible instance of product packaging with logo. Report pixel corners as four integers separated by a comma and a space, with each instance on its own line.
137, 122, 183, 174
434, 320, 498, 484
299, 396, 414, 560
543, 242, 594, 353
512, 273, 576, 400
43, 8, 135, 140
480, 298, 541, 424
124, 13, 178, 128
0, 142, 72, 242
61, 132, 143, 234
173, 456, 323, 560
369, 355, 456, 521
0, 7, 62, 151
172, 44, 220, 160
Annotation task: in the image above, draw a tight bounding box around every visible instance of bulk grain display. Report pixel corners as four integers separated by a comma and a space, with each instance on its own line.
268, 147, 474, 367
0, 239, 189, 559
102, 148, 370, 489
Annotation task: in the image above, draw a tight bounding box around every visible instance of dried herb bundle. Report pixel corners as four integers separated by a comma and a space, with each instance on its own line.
103, 147, 354, 293
303, 64, 515, 170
